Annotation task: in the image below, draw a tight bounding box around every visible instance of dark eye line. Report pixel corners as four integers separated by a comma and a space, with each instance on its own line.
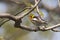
33, 16, 38, 18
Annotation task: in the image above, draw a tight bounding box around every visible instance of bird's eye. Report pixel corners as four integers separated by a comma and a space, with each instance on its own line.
29, 14, 35, 20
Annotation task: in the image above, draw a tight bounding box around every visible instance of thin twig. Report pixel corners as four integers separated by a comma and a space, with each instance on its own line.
20, 25, 39, 31
0, 7, 30, 26
17, 0, 41, 19
51, 29, 60, 32
44, 23, 60, 30
15, 7, 31, 16
35, 0, 47, 24
20, 23, 60, 31
0, 14, 16, 21
0, 0, 60, 32
0, 19, 9, 26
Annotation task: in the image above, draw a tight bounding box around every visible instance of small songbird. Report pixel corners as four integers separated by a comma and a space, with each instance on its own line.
28, 9, 50, 27
29, 13, 47, 27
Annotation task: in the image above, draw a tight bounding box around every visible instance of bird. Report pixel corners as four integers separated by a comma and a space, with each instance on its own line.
28, 13, 47, 27
28, 9, 51, 28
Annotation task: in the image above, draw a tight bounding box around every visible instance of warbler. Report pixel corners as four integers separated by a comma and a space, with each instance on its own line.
28, 9, 50, 27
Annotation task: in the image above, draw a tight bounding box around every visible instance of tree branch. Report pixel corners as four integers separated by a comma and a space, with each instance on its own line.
45, 23, 60, 30
0, 14, 16, 21
0, 6, 30, 26
17, 0, 41, 19
20, 23, 60, 32
0, 0, 60, 32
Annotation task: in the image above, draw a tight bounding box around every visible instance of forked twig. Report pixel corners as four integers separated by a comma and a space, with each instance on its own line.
0, 0, 60, 32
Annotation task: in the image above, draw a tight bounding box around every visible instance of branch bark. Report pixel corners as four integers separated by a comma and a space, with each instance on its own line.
0, 0, 60, 32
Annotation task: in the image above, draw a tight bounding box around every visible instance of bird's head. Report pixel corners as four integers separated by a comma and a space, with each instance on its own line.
29, 13, 39, 21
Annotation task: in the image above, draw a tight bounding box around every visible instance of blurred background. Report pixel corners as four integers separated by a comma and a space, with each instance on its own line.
0, 0, 60, 40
